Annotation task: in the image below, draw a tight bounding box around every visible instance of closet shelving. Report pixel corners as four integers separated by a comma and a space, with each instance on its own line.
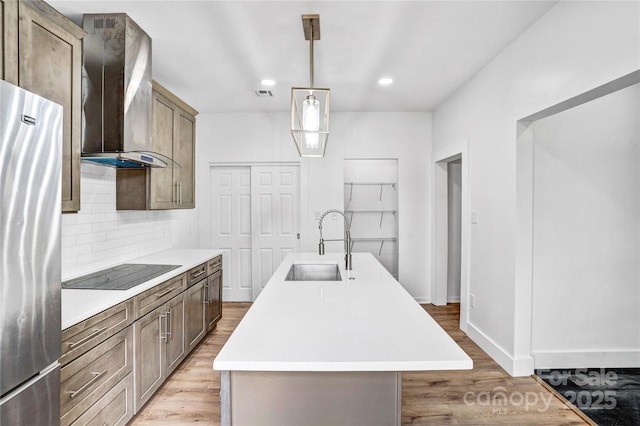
345, 182, 396, 201
343, 161, 398, 278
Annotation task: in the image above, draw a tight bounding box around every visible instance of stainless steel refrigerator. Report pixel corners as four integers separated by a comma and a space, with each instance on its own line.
0, 80, 63, 425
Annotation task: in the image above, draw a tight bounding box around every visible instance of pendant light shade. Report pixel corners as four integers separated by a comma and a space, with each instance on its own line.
291, 14, 330, 158
291, 88, 330, 157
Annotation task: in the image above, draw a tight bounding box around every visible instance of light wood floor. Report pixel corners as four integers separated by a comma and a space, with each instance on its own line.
131, 302, 587, 425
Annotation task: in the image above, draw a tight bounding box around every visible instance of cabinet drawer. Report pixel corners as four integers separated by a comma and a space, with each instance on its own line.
67, 373, 133, 426
207, 255, 222, 275
61, 327, 133, 425
61, 299, 134, 366
187, 262, 207, 287
134, 273, 186, 318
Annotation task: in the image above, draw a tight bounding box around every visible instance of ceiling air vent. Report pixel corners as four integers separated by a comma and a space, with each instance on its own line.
254, 89, 274, 97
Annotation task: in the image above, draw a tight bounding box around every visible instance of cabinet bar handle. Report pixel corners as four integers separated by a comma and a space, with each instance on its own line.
166, 311, 172, 339
67, 369, 107, 398
155, 287, 176, 299
204, 283, 210, 304
68, 327, 107, 348
191, 269, 206, 279
159, 314, 167, 342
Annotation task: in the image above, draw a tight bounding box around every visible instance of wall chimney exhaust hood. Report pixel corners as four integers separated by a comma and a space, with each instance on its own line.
80, 14, 173, 168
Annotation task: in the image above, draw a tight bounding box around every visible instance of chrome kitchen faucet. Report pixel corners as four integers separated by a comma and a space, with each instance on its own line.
318, 209, 352, 270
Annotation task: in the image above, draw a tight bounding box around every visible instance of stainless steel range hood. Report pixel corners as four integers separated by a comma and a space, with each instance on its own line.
81, 14, 170, 168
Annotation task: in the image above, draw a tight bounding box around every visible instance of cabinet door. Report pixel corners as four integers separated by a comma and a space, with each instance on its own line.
133, 304, 165, 412
206, 270, 222, 331
60, 327, 133, 426
185, 281, 206, 351
149, 91, 176, 209
1, 0, 18, 84
18, 2, 83, 212
174, 109, 195, 208
165, 293, 186, 375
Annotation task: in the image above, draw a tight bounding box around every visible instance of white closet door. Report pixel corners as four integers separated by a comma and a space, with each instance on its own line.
251, 165, 300, 300
211, 167, 253, 301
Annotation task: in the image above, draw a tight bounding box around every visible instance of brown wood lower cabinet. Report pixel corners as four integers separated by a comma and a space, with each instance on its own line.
60, 327, 133, 426
61, 255, 223, 425
185, 279, 206, 352
68, 374, 133, 426
206, 269, 222, 331
186, 257, 223, 352
133, 292, 185, 412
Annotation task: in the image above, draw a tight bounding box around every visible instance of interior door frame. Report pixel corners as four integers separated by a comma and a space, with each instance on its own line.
432, 139, 470, 333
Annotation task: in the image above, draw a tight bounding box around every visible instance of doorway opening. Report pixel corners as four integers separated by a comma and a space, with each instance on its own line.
447, 159, 462, 303
432, 141, 470, 332
514, 70, 640, 376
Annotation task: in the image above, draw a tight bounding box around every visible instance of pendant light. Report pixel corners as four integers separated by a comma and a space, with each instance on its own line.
291, 14, 330, 157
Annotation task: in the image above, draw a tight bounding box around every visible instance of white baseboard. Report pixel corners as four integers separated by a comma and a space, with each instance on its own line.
447, 296, 460, 303
533, 351, 640, 369
414, 297, 431, 304
466, 322, 534, 377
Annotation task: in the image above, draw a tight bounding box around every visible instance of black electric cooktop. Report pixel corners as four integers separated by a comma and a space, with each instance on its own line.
62, 264, 181, 290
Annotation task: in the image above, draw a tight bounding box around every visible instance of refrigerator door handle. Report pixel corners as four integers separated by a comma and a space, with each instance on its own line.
66, 369, 107, 399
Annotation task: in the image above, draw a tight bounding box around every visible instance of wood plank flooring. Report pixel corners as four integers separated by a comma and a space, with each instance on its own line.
130, 302, 587, 425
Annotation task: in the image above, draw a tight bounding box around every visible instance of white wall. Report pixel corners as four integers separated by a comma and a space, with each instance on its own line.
193, 112, 432, 300
432, 0, 640, 375
531, 84, 639, 368
61, 163, 174, 278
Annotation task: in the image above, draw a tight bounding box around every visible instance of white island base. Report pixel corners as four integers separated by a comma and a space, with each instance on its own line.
214, 253, 472, 425
221, 370, 401, 425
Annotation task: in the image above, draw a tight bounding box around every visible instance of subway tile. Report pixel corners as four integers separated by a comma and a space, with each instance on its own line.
61, 235, 77, 248
62, 223, 93, 236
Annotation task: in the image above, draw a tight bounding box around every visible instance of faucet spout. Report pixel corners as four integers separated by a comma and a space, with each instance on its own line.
318, 209, 352, 270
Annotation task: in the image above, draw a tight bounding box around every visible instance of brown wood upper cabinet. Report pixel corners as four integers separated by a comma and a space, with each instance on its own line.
2, 1, 84, 212
116, 81, 197, 210
1, 0, 19, 83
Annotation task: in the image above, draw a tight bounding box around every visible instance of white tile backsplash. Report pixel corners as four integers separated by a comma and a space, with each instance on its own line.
62, 163, 174, 278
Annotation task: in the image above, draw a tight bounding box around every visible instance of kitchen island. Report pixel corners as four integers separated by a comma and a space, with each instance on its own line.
214, 252, 472, 426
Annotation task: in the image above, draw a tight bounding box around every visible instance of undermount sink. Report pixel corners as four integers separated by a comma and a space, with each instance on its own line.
285, 263, 342, 281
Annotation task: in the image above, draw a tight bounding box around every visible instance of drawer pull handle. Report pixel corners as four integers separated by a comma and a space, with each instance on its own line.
68, 327, 107, 349
155, 287, 176, 299
210, 261, 221, 269
191, 269, 206, 279
67, 369, 107, 398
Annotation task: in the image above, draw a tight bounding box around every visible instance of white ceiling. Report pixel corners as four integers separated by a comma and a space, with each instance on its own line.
49, 1, 557, 114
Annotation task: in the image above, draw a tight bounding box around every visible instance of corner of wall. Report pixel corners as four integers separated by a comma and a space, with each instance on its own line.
467, 322, 534, 377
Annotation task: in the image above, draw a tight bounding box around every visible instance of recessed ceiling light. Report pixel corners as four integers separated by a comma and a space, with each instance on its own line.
378, 78, 393, 85
261, 79, 276, 86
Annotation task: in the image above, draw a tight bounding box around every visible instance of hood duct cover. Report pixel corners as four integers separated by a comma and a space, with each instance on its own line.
81, 14, 171, 168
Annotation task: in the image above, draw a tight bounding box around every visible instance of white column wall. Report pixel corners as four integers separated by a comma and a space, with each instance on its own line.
432, 0, 640, 375
192, 112, 432, 300
531, 84, 639, 367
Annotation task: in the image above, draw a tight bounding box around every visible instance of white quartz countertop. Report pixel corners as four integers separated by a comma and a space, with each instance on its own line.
61, 248, 224, 330
214, 252, 472, 372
